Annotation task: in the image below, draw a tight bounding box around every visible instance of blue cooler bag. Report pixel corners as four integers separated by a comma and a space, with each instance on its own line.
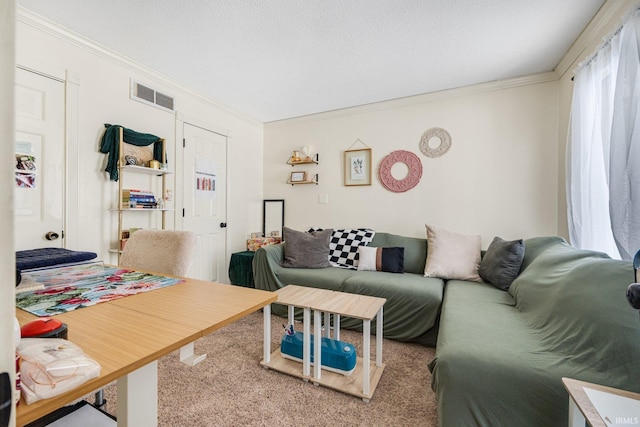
280, 331, 357, 376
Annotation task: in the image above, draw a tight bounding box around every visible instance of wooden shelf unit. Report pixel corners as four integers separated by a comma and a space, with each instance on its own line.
113, 127, 173, 262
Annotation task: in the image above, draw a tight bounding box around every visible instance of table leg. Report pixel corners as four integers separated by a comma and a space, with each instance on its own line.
263, 304, 271, 364
117, 361, 158, 427
314, 309, 322, 383
568, 396, 585, 427
303, 307, 311, 378
179, 342, 207, 366
363, 319, 371, 397
376, 307, 383, 366
324, 311, 331, 338
335, 314, 340, 341
288, 305, 294, 326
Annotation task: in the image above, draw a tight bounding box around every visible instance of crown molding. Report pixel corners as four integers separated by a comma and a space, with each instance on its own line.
17, 6, 262, 126
266, 71, 558, 126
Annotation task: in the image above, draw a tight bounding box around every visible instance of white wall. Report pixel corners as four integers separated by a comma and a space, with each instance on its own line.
264, 77, 559, 247
16, 9, 264, 266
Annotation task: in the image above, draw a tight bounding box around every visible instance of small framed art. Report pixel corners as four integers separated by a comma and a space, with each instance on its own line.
289, 171, 307, 183
344, 148, 372, 186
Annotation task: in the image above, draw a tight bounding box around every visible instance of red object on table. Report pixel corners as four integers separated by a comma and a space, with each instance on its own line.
20, 317, 68, 339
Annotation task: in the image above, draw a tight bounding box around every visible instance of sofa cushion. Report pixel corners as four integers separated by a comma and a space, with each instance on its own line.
342, 272, 444, 342
478, 236, 524, 290
276, 265, 357, 292
369, 233, 427, 274
281, 227, 332, 268
357, 246, 404, 273
424, 224, 481, 282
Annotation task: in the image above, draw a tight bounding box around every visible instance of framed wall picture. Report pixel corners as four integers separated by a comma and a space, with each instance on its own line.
289, 171, 307, 183
344, 148, 372, 186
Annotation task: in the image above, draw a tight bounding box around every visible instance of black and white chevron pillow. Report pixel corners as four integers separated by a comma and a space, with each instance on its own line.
309, 228, 376, 269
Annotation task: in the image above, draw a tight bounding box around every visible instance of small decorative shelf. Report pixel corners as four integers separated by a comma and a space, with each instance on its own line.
287, 174, 318, 185
121, 164, 174, 175
287, 153, 319, 166
110, 208, 175, 212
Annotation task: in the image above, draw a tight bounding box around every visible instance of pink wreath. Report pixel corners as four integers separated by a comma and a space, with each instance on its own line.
379, 150, 423, 193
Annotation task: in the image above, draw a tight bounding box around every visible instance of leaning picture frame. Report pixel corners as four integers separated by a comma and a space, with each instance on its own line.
289, 171, 307, 183
344, 148, 372, 186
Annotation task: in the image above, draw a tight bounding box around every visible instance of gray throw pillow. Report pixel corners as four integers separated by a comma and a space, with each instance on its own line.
281, 227, 332, 268
479, 236, 525, 291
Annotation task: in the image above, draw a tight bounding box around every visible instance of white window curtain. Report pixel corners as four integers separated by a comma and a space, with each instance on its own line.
567, 9, 640, 260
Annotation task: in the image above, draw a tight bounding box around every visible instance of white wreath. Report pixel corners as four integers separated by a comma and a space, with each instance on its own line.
419, 128, 451, 158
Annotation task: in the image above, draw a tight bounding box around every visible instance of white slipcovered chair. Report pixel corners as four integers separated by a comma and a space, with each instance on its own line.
119, 229, 196, 276
95, 229, 197, 407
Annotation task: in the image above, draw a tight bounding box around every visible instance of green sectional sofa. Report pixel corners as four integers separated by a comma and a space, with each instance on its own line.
252, 232, 443, 346
429, 236, 640, 426
254, 231, 640, 426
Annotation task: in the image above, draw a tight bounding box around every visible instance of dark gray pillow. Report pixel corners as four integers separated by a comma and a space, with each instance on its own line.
281, 227, 332, 268
479, 236, 525, 291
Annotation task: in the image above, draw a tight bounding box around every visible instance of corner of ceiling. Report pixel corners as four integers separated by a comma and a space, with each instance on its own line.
555, 0, 636, 79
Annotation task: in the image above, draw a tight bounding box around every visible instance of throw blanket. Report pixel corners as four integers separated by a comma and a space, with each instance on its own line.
99, 123, 164, 181
16, 264, 184, 316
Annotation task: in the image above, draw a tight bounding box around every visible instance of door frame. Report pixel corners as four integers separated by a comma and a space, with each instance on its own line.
16, 55, 80, 249
174, 112, 230, 282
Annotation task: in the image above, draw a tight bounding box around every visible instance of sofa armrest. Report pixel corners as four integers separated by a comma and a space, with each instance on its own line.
252, 243, 286, 292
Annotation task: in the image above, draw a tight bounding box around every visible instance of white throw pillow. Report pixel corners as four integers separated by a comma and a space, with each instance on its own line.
357, 246, 378, 271
424, 224, 482, 282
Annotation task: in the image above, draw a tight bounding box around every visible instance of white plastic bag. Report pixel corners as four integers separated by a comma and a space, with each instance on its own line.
17, 338, 101, 404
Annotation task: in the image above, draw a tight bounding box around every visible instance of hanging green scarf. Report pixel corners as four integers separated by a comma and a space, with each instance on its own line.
99, 123, 164, 181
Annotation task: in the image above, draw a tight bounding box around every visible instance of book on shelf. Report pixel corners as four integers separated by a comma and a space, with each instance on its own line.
122, 189, 155, 198
123, 188, 154, 195
123, 196, 156, 202
129, 202, 158, 208
122, 189, 157, 204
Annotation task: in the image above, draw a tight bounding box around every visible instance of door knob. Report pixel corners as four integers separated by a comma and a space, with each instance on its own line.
220, 222, 227, 228
45, 231, 59, 240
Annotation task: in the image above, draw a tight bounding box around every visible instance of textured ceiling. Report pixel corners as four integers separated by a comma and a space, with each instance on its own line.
17, 0, 605, 122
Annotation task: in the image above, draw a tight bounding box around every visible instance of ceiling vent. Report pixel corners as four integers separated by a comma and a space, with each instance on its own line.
130, 79, 175, 112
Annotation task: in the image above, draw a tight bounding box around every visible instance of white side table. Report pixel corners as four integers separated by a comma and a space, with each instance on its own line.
562, 377, 640, 427
262, 285, 386, 402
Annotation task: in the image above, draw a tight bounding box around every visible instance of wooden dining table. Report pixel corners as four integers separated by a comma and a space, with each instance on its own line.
15, 273, 277, 427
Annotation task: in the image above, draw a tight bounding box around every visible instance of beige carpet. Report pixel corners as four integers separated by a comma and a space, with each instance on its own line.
96, 310, 439, 426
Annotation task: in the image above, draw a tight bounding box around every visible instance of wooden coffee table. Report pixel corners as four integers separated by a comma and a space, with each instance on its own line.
261, 285, 386, 402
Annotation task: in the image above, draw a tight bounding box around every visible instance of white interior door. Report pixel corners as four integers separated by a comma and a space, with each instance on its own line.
182, 123, 227, 282
14, 68, 65, 251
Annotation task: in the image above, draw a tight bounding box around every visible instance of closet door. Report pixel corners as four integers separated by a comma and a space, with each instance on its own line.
182, 122, 228, 282
14, 68, 65, 250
